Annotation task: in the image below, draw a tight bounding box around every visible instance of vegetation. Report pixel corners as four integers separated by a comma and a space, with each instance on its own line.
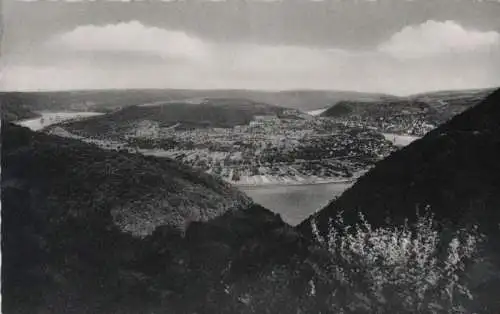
302, 88, 500, 234
321, 88, 494, 136
2, 87, 500, 313
1, 123, 252, 237
219, 210, 492, 314
0, 89, 396, 114
308, 211, 485, 313
321, 102, 352, 117
64, 99, 287, 138
298, 87, 500, 312
1, 100, 40, 122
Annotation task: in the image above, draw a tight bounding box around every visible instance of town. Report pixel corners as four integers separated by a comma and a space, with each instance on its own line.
101, 112, 397, 185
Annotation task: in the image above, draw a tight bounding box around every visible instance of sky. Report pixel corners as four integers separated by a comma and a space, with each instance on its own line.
1, 0, 499, 95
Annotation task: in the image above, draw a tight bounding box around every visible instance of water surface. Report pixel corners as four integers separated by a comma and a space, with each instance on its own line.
240, 182, 352, 225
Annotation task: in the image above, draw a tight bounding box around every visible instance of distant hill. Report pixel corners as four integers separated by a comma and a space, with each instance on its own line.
62, 98, 289, 139
247, 90, 398, 111
319, 102, 353, 117
0, 89, 398, 113
0, 90, 179, 113
5, 88, 492, 117
410, 87, 497, 121
322, 87, 494, 121
321, 99, 439, 136
322, 99, 433, 118
299, 88, 500, 236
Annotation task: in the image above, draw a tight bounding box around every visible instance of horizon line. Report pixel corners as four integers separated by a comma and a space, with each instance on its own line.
0, 85, 498, 98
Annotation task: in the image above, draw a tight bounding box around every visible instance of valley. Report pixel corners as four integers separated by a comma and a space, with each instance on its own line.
37, 87, 489, 188
4, 1, 500, 312
3, 87, 500, 314
8, 88, 493, 225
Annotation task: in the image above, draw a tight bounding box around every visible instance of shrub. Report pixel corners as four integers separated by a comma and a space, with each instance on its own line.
309, 210, 484, 313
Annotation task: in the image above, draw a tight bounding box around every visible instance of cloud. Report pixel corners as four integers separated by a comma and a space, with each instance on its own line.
378, 20, 500, 58
49, 20, 210, 62
2, 20, 500, 95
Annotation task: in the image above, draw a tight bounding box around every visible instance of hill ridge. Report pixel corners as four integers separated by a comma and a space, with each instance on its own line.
299, 88, 500, 236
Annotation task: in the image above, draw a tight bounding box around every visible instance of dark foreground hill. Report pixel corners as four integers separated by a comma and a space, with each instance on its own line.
2, 124, 252, 237
300, 88, 500, 236
5, 101, 500, 312
2, 123, 312, 313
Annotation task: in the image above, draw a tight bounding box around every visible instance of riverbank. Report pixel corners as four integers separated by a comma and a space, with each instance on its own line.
27, 123, 364, 190
382, 132, 420, 147
15, 111, 104, 131
232, 176, 357, 188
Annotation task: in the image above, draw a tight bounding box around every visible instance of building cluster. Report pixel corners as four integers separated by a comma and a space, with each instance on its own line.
120, 115, 397, 184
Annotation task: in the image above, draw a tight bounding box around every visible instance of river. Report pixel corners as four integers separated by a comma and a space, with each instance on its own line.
241, 133, 421, 225
15, 116, 398, 226
15, 111, 104, 131
239, 181, 353, 226
382, 133, 420, 147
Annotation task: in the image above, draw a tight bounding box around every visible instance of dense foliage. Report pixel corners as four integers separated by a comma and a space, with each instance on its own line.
0, 123, 292, 313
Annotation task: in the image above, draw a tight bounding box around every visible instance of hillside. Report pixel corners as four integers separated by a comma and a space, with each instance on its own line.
63, 98, 289, 139
2, 88, 492, 118
50, 99, 393, 188
0, 89, 397, 114
1, 100, 40, 122
322, 99, 433, 117
4, 96, 500, 312
2, 122, 310, 313
321, 99, 439, 136
248, 90, 398, 111
0, 90, 179, 113
320, 87, 494, 136
411, 87, 496, 121
1, 123, 252, 237
300, 88, 500, 236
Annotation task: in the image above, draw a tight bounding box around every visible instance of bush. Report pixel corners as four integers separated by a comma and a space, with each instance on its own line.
308, 210, 484, 313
